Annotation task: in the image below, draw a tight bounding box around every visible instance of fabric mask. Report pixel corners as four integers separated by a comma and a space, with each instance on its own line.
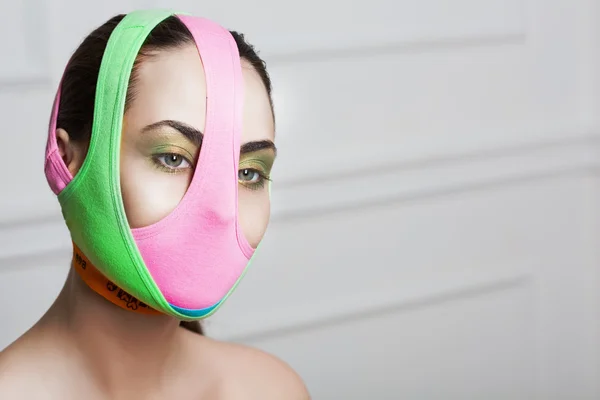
43, 9, 263, 320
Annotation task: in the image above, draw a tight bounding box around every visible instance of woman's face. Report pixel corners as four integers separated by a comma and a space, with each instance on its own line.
112, 45, 274, 248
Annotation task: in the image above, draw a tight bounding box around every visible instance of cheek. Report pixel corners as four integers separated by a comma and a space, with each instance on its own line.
238, 189, 271, 248
120, 151, 190, 229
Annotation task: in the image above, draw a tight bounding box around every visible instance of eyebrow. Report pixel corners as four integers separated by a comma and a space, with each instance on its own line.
141, 119, 277, 156
142, 120, 203, 146
241, 140, 277, 156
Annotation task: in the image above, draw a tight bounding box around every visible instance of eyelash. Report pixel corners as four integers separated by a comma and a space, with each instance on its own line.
153, 153, 271, 190
152, 153, 193, 174
239, 168, 271, 191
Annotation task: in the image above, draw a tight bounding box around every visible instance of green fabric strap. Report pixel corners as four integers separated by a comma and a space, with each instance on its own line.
57, 9, 192, 317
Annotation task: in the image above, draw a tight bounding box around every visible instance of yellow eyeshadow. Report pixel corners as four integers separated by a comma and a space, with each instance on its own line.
140, 130, 199, 159
239, 158, 272, 176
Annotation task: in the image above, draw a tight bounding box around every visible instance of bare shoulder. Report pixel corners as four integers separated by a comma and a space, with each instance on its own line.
0, 331, 82, 400
0, 338, 60, 399
219, 341, 310, 399
193, 335, 311, 399
0, 343, 28, 397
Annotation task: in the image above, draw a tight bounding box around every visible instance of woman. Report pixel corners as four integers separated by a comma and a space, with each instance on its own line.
0, 10, 309, 399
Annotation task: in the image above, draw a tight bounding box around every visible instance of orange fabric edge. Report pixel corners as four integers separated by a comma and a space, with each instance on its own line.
72, 242, 162, 316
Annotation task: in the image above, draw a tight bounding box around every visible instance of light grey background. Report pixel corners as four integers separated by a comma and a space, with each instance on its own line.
1, 0, 600, 398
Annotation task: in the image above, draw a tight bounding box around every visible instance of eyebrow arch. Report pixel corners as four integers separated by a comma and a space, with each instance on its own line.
241, 140, 277, 156
142, 119, 203, 146
142, 119, 277, 155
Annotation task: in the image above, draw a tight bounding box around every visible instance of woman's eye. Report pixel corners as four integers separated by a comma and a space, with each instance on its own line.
238, 168, 261, 183
157, 154, 190, 169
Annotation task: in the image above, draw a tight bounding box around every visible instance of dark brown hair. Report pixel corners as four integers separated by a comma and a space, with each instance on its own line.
57, 14, 274, 335
57, 14, 273, 144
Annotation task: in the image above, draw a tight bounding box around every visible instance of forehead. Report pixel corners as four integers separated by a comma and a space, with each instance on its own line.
124, 44, 274, 143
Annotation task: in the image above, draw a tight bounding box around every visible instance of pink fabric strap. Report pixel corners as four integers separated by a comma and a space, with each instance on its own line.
44, 78, 73, 194
130, 15, 254, 309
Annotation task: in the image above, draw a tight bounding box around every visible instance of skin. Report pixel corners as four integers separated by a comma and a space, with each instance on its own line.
0, 44, 310, 399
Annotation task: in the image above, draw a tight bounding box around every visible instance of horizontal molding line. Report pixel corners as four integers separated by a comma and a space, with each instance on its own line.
0, 134, 598, 263
271, 134, 600, 221
0, 217, 71, 267
263, 31, 526, 64
210, 268, 533, 343
0, 75, 52, 91
277, 132, 600, 190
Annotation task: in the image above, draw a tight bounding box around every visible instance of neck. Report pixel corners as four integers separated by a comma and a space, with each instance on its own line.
41, 267, 185, 394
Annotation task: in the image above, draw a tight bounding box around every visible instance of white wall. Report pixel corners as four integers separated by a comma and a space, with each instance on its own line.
1, 0, 600, 398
